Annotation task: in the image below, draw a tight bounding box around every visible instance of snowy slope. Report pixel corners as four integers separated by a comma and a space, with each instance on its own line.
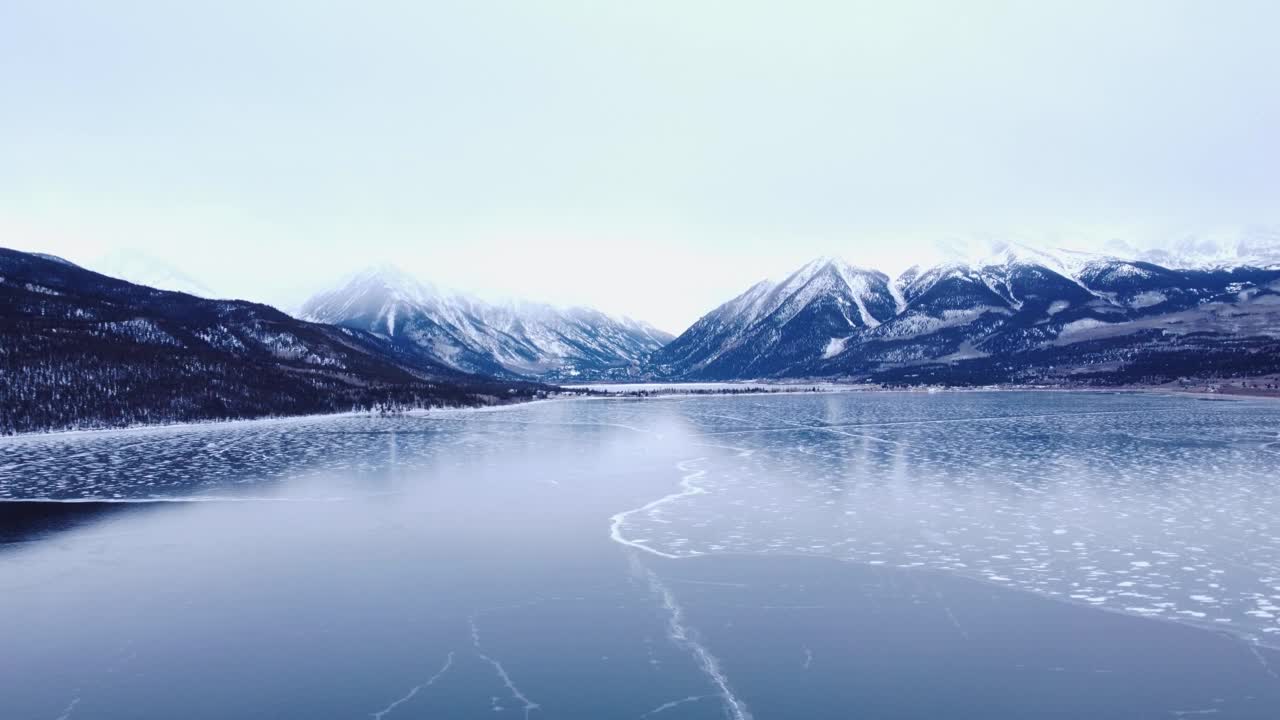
0, 248, 548, 434
301, 266, 673, 380
651, 257, 896, 377
89, 249, 218, 298
1125, 228, 1280, 270
656, 252, 1280, 382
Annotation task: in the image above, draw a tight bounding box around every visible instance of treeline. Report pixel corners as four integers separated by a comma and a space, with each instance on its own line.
0, 345, 549, 435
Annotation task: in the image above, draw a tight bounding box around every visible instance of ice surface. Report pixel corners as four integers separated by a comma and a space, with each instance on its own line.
602, 392, 1280, 647
6, 390, 1280, 717
8, 393, 1280, 649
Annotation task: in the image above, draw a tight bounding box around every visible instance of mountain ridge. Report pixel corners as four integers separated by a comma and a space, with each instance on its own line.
6, 240, 1280, 436
0, 248, 550, 434
653, 250, 1280, 385
300, 266, 673, 381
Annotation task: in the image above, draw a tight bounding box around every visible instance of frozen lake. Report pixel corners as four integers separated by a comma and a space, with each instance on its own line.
4, 392, 1280, 718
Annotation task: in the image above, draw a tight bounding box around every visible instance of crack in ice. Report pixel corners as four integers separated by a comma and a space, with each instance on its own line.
632, 556, 752, 720
610, 458, 710, 559
53, 694, 80, 720
369, 652, 454, 720
640, 695, 707, 718
1246, 637, 1280, 681
469, 615, 540, 719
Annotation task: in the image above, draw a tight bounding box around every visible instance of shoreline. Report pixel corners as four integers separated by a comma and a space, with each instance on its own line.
0, 395, 567, 442
4, 382, 1275, 440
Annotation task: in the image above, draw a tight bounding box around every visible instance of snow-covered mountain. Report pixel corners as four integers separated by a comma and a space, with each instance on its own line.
917, 232, 1280, 276
654, 248, 1280, 384
1115, 227, 1280, 271
0, 248, 549, 434
89, 249, 218, 297
300, 266, 673, 381
653, 257, 895, 378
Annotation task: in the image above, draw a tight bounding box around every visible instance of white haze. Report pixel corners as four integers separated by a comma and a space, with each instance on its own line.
3, 2, 1279, 332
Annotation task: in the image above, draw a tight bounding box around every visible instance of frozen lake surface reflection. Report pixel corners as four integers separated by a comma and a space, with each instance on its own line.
4, 392, 1280, 718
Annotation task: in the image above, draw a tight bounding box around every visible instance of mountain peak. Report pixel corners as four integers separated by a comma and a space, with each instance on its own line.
799, 255, 880, 276
343, 264, 441, 304
354, 262, 427, 286
300, 267, 670, 380
659, 247, 1280, 383
89, 249, 217, 298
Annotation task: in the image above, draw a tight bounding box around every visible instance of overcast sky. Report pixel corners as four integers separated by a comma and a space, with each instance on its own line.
4, 1, 1279, 332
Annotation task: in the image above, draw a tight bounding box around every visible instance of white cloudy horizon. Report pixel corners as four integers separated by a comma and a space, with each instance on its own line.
4, 1, 1279, 332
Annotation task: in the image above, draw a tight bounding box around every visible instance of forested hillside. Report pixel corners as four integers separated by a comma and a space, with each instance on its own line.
0, 249, 550, 434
